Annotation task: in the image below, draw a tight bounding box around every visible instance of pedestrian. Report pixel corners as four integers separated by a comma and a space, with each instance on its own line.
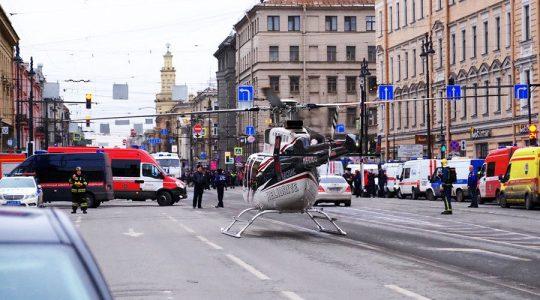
343, 168, 353, 191
192, 165, 206, 209
467, 165, 479, 208
378, 168, 387, 197
69, 167, 88, 214
231, 170, 237, 188
353, 170, 362, 197
439, 159, 455, 215
214, 169, 227, 208
367, 172, 376, 198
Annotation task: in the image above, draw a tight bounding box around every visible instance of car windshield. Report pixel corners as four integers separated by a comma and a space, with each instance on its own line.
320, 177, 346, 184
0, 178, 35, 189
157, 159, 180, 167
0, 244, 99, 300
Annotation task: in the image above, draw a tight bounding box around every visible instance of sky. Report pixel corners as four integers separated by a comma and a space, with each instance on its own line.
3, 0, 258, 146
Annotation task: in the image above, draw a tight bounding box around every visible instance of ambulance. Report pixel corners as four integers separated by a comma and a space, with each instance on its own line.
48, 147, 187, 206
499, 147, 540, 210
477, 146, 518, 204
382, 162, 403, 197
397, 159, 440, 200
152, 152, 182, 179
429, 158, 484, 202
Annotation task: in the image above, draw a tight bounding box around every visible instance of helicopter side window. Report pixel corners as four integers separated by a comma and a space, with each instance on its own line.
250, 160, 262, 190
264, 129, 271, 144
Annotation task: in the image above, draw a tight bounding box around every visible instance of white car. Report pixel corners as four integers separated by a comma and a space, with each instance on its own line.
315, 175, 352, 207
0, 177, 42, 207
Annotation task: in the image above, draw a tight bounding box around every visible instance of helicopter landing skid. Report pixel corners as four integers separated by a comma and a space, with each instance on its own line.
221, 208, 280, 238
306, 209, 347, 236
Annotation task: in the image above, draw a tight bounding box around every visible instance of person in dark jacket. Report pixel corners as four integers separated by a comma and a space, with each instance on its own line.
192, 166, 206, 209
378, 168, 388, 197
343, 168, 353, 190
467, 165, 479, 208
353, 170, 362, 197
367, 172, 376, 198
439, 159, 454, 215
214, 169, 227, 208
69, 167, 88, 214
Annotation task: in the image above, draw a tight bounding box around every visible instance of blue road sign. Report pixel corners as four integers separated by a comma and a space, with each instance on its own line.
238, 85, 254, 102
336, 124, 346, 133
160, 129, 169, 135
245, 125, 255, 136
514, 84, 529, 99
200, 152, 207, 160
446, 85, 462, 100
378, 85, 394, 100
168, 138, 175, 144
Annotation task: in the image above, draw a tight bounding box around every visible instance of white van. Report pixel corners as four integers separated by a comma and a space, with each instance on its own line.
152, 152, 182, 179
429, 158, 484, 201
398, 159, 440, 199
382, 162, 403, 197
317, 161, 344, 176
347, 163, 379, 194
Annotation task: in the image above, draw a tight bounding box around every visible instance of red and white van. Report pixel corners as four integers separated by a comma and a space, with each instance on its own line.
48, 147, 187, 206
477, 146, 518, 204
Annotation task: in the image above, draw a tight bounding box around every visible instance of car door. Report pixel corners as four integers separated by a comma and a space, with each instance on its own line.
140, 163, 164, 199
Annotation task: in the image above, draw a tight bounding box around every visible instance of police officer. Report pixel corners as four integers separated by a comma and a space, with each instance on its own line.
467, 165, 479, 208
69, 167, 88, 214
440, 159, 454, 215
192, 165, 206, 209
214, 169, 227, 208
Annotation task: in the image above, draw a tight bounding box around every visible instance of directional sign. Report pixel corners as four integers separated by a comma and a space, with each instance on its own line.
378, 85, 394, 100
245, 125, 255, 136
234, 147, 243, 156
335, 124, 346, 133
1, 127, 8, 135
200, 152, 207, 160
160, 129, 169, 135
7, 139, 12, 147
193, 123, 203, 134
460, 140, 467, 151
446, 85, 462, 100
514, 84, 529, 99
238, 85, 254, 102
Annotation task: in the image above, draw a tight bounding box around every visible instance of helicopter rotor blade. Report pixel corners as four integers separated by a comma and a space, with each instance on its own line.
262, 87, 285, 108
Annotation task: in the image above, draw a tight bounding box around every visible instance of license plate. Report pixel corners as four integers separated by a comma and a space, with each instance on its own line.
329, 188, 342, 193
5, 201, 21, 206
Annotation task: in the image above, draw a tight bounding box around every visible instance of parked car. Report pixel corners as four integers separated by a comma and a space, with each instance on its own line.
499, 147, 540, 209
398, 159, 440, 200
382, 162, 403, 197
429, 158, 484, 202
0, 207, 112, 299
0, 176, 42, 207
477, 146, 519, 204
316, 175, 352, 206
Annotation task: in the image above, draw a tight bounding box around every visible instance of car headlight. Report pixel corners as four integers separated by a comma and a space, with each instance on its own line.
24, 193, 38, 200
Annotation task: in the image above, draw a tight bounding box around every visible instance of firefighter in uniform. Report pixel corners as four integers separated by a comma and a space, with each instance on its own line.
440, 159, 454, 215
69, 167, 88, 214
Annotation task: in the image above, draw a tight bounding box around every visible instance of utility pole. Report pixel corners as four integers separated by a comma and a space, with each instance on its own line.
420, 33, 435, 159
14, 45, 22, 151
28, 57, 35, 155
527, 73, 532, 125
44, 98, 49, 149
359, 58, 370, 154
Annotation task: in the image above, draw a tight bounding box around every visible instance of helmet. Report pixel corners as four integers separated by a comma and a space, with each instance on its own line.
441, 159, 448, 167
75, 167, 82, 171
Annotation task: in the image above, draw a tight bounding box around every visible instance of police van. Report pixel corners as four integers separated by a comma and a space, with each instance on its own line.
152, 152, 182, 179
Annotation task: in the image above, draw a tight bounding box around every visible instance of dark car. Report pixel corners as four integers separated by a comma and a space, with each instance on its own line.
10, 153, 114, 208
0, 207, 112, 300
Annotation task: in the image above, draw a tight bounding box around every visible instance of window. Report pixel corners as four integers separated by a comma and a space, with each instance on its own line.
397, 54, 401, 81
111, 159, 140, 177
507, 74, 513, 111
345, 16, 357, 31
389, 6, 393, 31
451, 33, 456, 65
461, 29, 466, 61
462, 86, 467, 118
437, 0, 442, 10
413, 98, 417, 126
472, 25, 477, 58
403, 0, 408, 25
396, 2, 400, 29
270, 76, 280, 92
346, 107, 357, 128
412, 0, 416, 22
486, 162, 496, 177
421, 97, 426, 124
368, 108, 378, 126
346, 76, 357, 94
346, 46, 356, 61
379, 11, 383, 34
438, 38, 443, 68
390, 57, 394, 82
496, 77, 502, 113
290, 46, 299, 62
405, 100, 409, 127
484, 80, 489, 115
476, 143, 489, 159
419, 0, 424, 19
325, 16, 337, 31
288, 16, 300, 31
268, 16, 280, 31
404, 52, 409, 78
524, 5, 531, 41
483, 21, 489, 54
403, 168, 411, 179
390, 103, 395, 129
397, 102, 402, 129
506, 12, 511, 48
472, 83, 478, 116
269, 46, 279, 61
368, 46, 376, 62
327, 76, 337, 94
327, 107, 337, 127
327, 46, 337, 62
452, 96, 457, 120
495, 16, 501, 50
289, 76, 300, 93
412, 49, 417, 76
366, 16, 375, 31
142, 164, 163, 179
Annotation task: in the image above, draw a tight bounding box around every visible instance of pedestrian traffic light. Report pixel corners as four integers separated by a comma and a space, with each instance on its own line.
441, 144, 447, 158
529, 124, 538, 146
85, 116, 90, 127
85, 93, 92, 109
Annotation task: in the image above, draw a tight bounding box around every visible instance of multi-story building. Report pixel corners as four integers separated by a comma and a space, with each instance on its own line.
0, 5, 18, 151
234, 0, 378, 154
189, 88, 219, 168
376, 0, 539, 159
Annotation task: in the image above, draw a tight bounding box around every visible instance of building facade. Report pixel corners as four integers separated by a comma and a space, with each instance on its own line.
376, 0, 539, 159
0, 5, 18, 151
155, 46, 177, 153
189, 88, 219, 168
234, 0, 378, 155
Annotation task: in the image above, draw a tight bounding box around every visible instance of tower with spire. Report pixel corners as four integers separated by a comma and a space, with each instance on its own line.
156, 43, 176, 114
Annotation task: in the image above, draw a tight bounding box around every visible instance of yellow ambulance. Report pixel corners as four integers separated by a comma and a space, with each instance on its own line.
499, 147, 540, 210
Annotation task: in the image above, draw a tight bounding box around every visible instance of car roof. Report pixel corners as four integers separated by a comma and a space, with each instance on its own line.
0, 208, 67, 243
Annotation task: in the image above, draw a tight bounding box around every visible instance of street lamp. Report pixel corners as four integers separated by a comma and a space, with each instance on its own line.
359, 58, 371, 154
420, 32, 435, 159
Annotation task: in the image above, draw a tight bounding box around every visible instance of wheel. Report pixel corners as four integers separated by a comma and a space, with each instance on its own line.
397, 189, 403, 199
344, 201, 351, 207
498, 193, 510, 208
157, 191, 173, 206
426, 190, 435, 201
456, 189, 464, 202
411, 188, 419, 200
334, 202, 340, 207
385, 190, 393, 198
477, 191, 485, 204
86, 193, 100, 208
525, 193, 535, 210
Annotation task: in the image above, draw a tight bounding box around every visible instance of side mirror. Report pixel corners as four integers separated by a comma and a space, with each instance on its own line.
37, 185, 42, 189
427, 175, 431, 181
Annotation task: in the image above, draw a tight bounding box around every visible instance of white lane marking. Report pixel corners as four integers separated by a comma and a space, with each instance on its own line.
385, 285, 431, 300
226, 254, 270, 280
195, 235, 223, 250
166, 215, 196, 234
281, 291, 304, 300
75, 215, 82, 228
123, 228, 144, 238
424, 247, 531, 261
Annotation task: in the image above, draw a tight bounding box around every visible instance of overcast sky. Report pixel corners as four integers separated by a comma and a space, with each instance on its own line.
3, 0, 258, 146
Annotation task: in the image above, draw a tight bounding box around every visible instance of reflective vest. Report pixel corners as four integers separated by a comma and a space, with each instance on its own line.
69, 175, 88, 193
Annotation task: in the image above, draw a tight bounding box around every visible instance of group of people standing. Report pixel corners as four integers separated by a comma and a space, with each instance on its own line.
189, 166, 242, 209
343, 166, 388, 198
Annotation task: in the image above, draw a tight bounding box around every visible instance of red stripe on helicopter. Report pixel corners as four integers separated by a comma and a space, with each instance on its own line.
257, 158, 274, 172
263, 172, 317, 191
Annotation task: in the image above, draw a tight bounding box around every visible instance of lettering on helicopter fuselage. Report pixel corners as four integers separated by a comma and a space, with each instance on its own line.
267, 183, 300, 201
282, 169, 296, 179
302, 157, 317, 165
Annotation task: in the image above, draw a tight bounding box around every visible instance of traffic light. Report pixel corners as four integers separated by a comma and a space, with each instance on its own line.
85, 116, 90, 127
529, 124, 538, 146
441, 144, 447, 158
85, 93, 92, 109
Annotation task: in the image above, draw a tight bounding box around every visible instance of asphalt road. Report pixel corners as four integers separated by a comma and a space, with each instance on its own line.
55, 189, 540, 300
